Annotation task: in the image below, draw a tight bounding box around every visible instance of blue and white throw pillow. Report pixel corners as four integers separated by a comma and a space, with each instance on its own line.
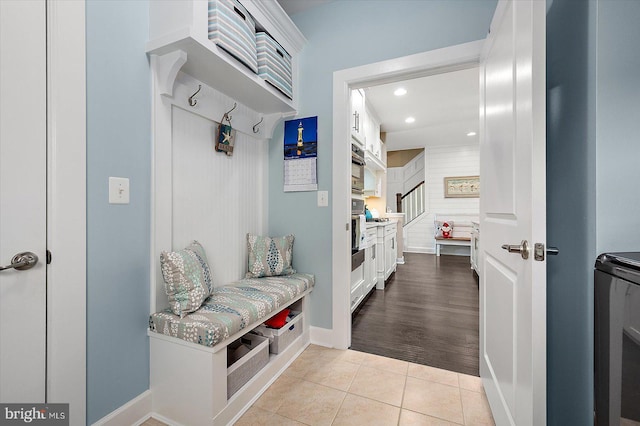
160, 241, 213, 317
246, 234, 295, 278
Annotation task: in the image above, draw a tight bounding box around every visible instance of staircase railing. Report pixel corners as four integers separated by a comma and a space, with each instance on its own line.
396, 181, 425, 225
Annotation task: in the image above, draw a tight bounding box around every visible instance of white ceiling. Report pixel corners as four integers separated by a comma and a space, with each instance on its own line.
276, 0, 480, 152
364, 67, 480, 151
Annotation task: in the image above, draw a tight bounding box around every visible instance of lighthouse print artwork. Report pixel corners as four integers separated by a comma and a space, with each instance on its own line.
284, 116, 317, 159
283, 116, 318, 192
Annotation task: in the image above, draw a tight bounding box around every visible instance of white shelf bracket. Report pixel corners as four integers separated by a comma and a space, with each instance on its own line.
152, 50, 187, 97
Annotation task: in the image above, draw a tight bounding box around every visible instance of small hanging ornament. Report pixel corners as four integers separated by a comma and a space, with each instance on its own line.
215, 108, 236, 156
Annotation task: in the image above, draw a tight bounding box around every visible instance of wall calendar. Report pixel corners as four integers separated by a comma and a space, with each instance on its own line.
283, 116, 318, 192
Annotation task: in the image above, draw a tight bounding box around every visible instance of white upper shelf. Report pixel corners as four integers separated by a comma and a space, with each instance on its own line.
147, 30, 295, 115
147, 0, 306, 116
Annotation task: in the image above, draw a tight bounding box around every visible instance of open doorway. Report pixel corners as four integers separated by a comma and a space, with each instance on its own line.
332, 40, 485, 375
347, 68, 481, 376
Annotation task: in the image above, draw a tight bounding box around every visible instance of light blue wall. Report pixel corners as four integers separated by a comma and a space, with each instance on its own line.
86, 1, 151, 423
546, 0, 597, 424
546, 0, 640, 423
269, 0, 497, 329
596, 0, 640, 253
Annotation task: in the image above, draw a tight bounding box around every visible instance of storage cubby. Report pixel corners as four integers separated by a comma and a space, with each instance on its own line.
227, 334, 269, 398
149, 293, 312, 425
147, 0, 305, 115
252, 299, 304, 354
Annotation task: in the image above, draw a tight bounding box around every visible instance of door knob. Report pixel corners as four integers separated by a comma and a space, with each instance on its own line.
501, 240, 529, 260
0, 252, 38, 272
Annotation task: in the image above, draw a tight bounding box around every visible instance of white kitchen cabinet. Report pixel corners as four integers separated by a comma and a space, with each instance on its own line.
351, 89, 365, 146
366, 243, 377, 293
350, 261, 365, 313
364, 103, 382, 160
353, 228, 378, 313
364, 228, 378, 295
384, 228, 397, 280
375, 222, 397, 289
364, 113, 385, 172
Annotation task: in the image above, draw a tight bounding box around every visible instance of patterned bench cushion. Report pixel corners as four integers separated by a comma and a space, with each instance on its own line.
149, 273, 314, 348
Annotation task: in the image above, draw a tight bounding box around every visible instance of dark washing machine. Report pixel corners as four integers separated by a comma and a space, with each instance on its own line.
595, 253, 640, 425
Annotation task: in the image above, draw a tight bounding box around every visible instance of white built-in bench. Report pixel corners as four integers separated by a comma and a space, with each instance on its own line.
148, 274, 314, 425
434, 213, 478, 257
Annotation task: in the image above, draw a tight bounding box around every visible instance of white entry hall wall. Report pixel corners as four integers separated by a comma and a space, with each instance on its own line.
404, 143, 479, 254
165, 73, 268, 291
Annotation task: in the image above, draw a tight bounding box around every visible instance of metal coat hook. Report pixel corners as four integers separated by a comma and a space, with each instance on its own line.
222, 102, 237, 124
188, 85, 202, 107
252, 117, 264, 133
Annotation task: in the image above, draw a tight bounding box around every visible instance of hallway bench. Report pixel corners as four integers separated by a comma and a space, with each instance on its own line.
434, 214, 477, 257
148, 273, 314, 426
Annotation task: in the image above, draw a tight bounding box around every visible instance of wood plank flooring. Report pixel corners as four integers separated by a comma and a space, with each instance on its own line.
351, 252, 480, 376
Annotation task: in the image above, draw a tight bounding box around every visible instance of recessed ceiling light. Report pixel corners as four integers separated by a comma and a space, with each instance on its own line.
394, 88, 407, 96
405, 117, 415, 124
467, 131, 477, 136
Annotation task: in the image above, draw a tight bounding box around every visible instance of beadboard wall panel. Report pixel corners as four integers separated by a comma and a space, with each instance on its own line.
171, 106, 268, 288
405, 144, 479, 254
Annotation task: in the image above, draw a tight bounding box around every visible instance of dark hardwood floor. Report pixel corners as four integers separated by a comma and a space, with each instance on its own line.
351, 252, 480, 376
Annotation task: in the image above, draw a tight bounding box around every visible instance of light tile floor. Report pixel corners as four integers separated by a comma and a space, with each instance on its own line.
143, 344, 494, 426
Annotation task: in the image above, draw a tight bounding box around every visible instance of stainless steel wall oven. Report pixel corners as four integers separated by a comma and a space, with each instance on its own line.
351, 144, 365, 195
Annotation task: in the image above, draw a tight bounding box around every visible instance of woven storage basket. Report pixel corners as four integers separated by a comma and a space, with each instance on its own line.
252, 311, 303, 354
226, 334, 269, 398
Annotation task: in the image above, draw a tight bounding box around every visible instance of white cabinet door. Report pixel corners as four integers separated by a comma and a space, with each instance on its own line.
364, 103, 381, 158
479, 1, 547, 424
384, 232, 396, 280
368, 243, 377, 291
363, 245, 372, 294
350, 89, 365, 146
350, 262, 364, 313
0, 0, 47, 402
373, 122, 382, 159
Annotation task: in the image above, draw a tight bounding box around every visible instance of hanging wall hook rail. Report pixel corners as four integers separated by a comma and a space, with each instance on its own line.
222, 102, 237, 124
188, 85, 202, 107
252, 117, 264, 133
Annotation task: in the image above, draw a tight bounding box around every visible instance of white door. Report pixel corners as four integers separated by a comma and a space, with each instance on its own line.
0, 0, 47, 402
479, 0, 546, 425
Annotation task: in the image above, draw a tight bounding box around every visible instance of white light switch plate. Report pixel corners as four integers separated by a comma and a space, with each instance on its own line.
109, 177, 130, 204
317, 190, 329, 207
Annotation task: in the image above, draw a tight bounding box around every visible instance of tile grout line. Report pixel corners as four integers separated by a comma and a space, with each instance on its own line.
397, 367, 409, 426
329, 388, 348, 425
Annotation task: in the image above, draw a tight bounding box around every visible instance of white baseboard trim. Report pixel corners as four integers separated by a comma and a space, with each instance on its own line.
310, 326, 333, 348
149, 412, 184, 426
406, 247, 435, 254
91, 390, 152, 426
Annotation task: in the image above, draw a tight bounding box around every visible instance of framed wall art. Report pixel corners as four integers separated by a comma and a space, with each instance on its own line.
444, 175, 480, 198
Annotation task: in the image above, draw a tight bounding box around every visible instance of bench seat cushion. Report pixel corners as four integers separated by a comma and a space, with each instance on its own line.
149, 273, 314, 348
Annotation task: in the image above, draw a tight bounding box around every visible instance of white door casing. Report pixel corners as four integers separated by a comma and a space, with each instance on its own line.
0, 0, 47, 402
46, 1, 87, 423
479, 1, 546, 425
332, 41, 485, 350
